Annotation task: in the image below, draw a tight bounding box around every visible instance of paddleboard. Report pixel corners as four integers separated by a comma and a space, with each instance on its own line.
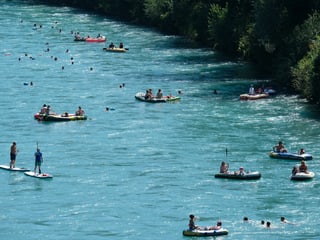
0, 164, 30, 172
24, 171, 53, 179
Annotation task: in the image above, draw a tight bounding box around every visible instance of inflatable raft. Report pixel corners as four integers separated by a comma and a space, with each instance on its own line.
103, 47, 126, 53
290, 171, 315, 181
36, 113, 87, 122
269, 151, 313, 160
215, 171, 261, 180
85, 36, 106, 42
183, 228, 228, 237
239, 93, 269, 100
74, 37, 86, 41
135, 92, 180, 103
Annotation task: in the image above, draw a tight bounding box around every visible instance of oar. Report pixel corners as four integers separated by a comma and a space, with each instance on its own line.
125, 48, 129, 50
225, 148, 229, 170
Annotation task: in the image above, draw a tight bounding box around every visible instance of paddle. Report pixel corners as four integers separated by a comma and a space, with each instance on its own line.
225, 148, 229, 170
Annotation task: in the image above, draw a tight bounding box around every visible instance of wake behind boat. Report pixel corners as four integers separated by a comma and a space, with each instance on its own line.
0, 164, 29, 172
182, 228, 228, 237
135, 92, 180, 103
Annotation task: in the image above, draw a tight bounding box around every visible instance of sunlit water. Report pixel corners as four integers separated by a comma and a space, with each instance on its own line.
1, 1, 320, 239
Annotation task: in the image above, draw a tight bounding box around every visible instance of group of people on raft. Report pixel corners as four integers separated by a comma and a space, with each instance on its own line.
292, 160, 309, 175
218, 141, 310, 177
39, 104, 85, 117
188, 214, 222, 231
273, 141, 306, 155
74, 33, 105, 41
273, 141, 310, 175
219, 161, 246, 176
144, 89, 167, 100
108, 42, 124, 49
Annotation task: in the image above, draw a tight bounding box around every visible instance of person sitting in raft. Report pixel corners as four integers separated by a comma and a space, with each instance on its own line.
119, 42, 124, 49
75, 106, 85, 116
109, 42, 115, 48
207, 221, 222, 230
40, 104, 47, 114
291, 166, 298, 176
62, 112, 69, 117
237, 167, 245, 176
188, 214, 201, 230
220, 161, 229, 173
274, 141, 287, 153
144, 89, 153, 100
156, 89, 163, 99
74, 34, 82, 40
299, 148, 306, 155
45, 105, 51, 115
249, 85, 255, 95
299, 160, 308, 173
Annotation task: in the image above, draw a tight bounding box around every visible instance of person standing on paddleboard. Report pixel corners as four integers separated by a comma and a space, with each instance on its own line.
34, 148, 43, 174
9, 142, 17, 169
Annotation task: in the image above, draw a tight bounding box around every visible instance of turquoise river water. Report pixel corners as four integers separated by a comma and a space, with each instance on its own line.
1, 1, 320, 239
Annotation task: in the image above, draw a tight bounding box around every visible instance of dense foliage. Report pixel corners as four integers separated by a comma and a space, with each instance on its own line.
33, 0, 320, 103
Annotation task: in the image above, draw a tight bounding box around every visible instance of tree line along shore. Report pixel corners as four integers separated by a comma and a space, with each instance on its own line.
33, 0, 320, 105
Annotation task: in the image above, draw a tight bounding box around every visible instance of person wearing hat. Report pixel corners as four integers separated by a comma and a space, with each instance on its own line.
299, 160, 308, 173
34, 148, 43, 174
238, 167, 245, 176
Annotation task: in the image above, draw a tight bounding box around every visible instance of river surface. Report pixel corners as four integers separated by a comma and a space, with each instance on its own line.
1, 1, 320, 240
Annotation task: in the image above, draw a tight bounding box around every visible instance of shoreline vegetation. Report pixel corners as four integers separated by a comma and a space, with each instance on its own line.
32, 0, 320, 105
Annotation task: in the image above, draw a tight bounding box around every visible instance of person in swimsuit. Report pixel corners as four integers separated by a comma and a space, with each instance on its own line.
220, 161, 228, 173
75, 106, 85, 116
10, 142, 17, 169
188, 214, 201, 230
274, 141, 287, 153
299, 160, 308, 173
